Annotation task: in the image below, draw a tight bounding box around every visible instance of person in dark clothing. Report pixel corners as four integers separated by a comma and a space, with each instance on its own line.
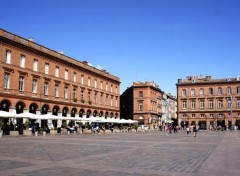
193, 125, 197, 137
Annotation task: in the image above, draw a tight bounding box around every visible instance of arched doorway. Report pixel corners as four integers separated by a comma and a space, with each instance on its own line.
86, 110, 91, 118
105, 112, 109, 119
29, 103, 37, 114
93, 110, 98, 117
41, 104, 49, 128
62, 107, 68, 128
71, 108, 77, 117
69, 108, 77, 127
15, 102, 24, 134
1, 100, 10, 111
110, 112, 114, 118
62, 107, 68, 117
52, 105, 59, 128
99, 111, 103, 117
115, 113, 118, 119
79, 109, 84, 118
16, 102, 24, 114
0, 100, 11, 130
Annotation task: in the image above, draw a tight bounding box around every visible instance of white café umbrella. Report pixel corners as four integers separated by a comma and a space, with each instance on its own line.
15, 112, 40, 119
0, 111, 16, 118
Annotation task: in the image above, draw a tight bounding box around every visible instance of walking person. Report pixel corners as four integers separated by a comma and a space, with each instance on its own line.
193, 125, 197, 137
186, 126, 190, 136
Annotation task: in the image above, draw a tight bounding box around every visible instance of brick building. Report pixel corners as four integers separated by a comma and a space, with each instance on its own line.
120, 81, 177, 128
176, 75, 240, 130
0, 29, 120, 128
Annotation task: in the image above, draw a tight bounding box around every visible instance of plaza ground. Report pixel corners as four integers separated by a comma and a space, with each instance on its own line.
0, 130, 239, 176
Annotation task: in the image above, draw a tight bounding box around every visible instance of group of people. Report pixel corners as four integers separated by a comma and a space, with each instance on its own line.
186, 125, 197, 137
164, 124, 198, 137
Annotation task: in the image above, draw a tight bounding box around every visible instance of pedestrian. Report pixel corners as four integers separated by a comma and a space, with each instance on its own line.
186, 126, 190, 136
193, 125, 197, 137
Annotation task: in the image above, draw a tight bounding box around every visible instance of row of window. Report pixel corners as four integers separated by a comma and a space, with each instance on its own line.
182, 87, 240, 96
5, 50, 118, 94
182, 113, 240, 118
4, 73, 118, 107
182, 99, 240, 109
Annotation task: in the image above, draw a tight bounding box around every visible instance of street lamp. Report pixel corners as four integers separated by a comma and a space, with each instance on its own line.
227, 96, 233, 130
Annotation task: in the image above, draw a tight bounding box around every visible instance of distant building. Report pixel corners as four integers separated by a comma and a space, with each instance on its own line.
120, 81, 177, 128
0, 29, 120, 129
176, 75, 240, 130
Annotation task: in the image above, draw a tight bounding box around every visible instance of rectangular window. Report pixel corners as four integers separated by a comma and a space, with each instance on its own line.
100, 94, 103, 105
218, 87, 222, 95
191, 100, 196, 109
111, 96, 113, 106
88, 92, 91, 101
55, 84, 59, 97
139, 101, 143, 111
94, 79, 97, 88
209, 100, 214, 109
20, 55, 25, 68
44, 82, 48, 95
33, 59, 38, 71
210, 114, 214, 118
73, 72, 77, 82
88, 77, 91, 86
227, 87, 232, 95
94, 93, 97, 104
200, 114, 205, 118
237, 87, 240, 94
209, 88, 213, 95
45, 63, 49, 75
106, 95, 108, 105
81, 75, 84, 84
139, 91, 143, 98
218, 114, 223, 118
55, 66, 59, 77
6, 50, 11, 64
218, 100, 223, 109
106, 83, 108, 91
73, 88, 77, 99
64, 70, 68, 80
200, 88, 204, 96
64, 87, 68, 99
81, 90, 84, 101
32, 79, 37, 94
19, 76, 24, 91
115, 86, 118, 94
200, 100, 204, 109
227, 99, 232, 109
182, 89, 186, 96
192, 114, 195, 118
100, 81, 103, 89
237, 100, 240, 108
191, 89, 195, 96
4, 72, 10, 89
182, 100, 187, 109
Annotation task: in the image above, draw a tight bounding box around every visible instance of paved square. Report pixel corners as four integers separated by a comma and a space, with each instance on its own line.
0, 131, 239, 176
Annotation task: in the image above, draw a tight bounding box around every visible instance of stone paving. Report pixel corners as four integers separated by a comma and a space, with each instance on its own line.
0, 130, 239, 176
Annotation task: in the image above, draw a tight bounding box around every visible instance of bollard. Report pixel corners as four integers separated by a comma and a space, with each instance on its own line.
67, 131, 70, 135
43, 132, 46, 136
35, 132, 38, 136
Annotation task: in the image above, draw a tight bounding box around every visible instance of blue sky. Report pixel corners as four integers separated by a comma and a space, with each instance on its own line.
1, 0, 240, 96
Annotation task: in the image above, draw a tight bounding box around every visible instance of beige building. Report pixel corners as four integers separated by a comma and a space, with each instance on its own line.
176, 75, 240, 130
0, 29, 120, 129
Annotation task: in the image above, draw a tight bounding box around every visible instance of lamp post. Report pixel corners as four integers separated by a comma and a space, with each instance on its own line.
227, 96, 233, 130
